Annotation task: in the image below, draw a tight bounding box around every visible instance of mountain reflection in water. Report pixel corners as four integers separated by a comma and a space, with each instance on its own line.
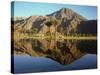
13, 39, 97, 65
12, 39, 97, 73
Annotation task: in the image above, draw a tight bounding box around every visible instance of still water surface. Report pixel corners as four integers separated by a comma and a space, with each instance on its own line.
12, 39, 97, 73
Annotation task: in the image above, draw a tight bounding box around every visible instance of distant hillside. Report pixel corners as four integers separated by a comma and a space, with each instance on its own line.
76, 20, 97, 35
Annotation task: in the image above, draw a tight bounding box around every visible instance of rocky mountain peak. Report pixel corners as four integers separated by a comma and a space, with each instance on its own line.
13, 7, 89, 35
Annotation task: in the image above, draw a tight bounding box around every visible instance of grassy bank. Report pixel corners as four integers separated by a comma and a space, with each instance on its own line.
14, 33, 97, 40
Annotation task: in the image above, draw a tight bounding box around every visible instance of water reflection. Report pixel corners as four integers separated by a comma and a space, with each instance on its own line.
13, 39, 97, 65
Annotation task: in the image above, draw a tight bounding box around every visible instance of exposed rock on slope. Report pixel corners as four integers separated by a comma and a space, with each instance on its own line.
13, 8, 95, 35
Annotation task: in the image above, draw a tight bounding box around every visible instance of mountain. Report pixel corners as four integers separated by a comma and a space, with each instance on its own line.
47, 8, 86, 20
11, 17, 27, 25
12, 8, 96, 35
14, 16, 46, 30
76, 20, 97, 35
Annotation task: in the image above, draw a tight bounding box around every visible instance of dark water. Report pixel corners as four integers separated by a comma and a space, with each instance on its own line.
12, 39, 97, 73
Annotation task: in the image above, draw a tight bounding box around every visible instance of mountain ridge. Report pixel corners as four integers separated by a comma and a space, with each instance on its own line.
12, 7, 96, 35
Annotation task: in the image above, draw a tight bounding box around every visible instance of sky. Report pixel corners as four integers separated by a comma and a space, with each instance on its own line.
11, 1, 97, 20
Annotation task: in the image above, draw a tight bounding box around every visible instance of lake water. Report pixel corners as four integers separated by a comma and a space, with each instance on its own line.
11, 39, 97, 73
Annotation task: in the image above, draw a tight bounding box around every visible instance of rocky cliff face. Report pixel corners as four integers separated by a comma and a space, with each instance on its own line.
47, 8, 87, 34
13, 8, 89, 35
